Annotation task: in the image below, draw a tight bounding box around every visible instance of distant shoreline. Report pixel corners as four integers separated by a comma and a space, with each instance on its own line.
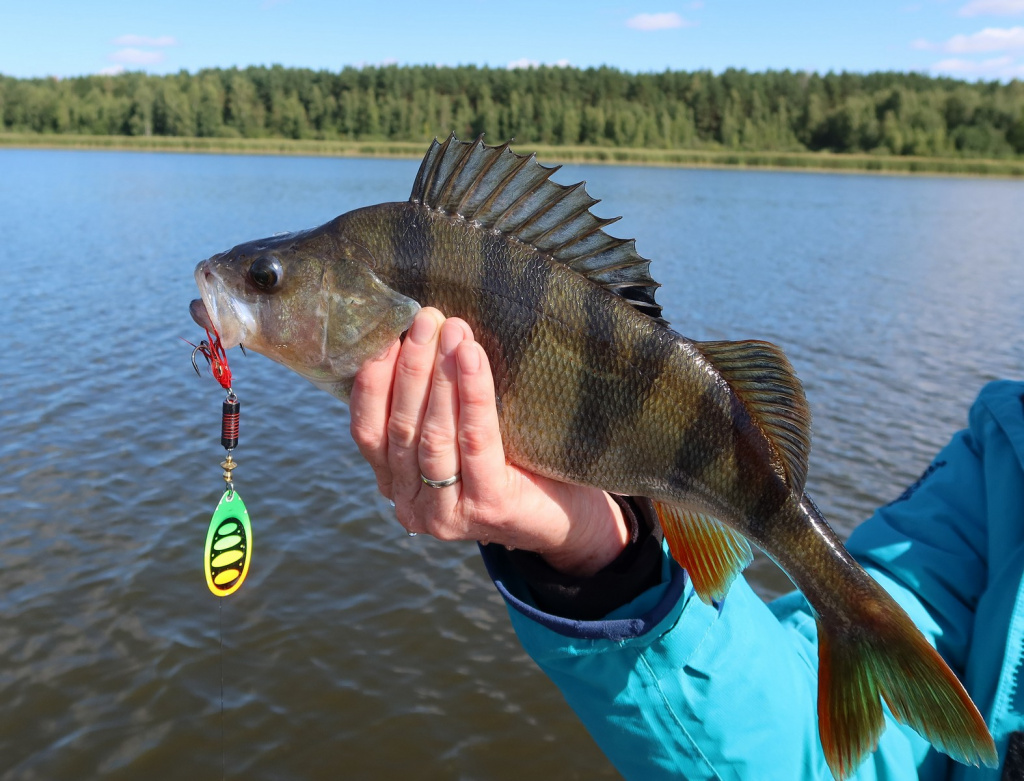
3, 133, 1023, 179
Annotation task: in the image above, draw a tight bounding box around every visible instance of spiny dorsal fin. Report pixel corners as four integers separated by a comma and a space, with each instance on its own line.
696, 339, 811, 494
653, 501, 753, 604
410, 134, 666, 324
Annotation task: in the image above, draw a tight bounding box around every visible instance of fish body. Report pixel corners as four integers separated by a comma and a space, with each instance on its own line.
191, 135, 996, 779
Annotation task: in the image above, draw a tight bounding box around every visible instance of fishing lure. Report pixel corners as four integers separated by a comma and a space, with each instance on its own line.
190, 329, 252, 597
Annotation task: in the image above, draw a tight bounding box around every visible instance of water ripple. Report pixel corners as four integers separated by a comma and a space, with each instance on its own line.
1, 150, 1021, 778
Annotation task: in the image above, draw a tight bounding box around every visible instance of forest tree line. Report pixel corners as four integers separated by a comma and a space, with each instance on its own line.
2, 64, 1024, 158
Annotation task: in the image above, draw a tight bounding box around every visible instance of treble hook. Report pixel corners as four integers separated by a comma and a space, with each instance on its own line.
185, 327, 234, 390
191, 339, 213, 377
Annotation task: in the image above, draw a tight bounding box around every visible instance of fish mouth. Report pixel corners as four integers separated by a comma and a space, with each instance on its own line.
189, 298, 215, 331
191, 260, 252, 349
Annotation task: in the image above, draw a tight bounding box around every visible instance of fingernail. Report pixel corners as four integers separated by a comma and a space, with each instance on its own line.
440, 323, 463, 355
458, 342, 481, 373
409, 313, 438, 345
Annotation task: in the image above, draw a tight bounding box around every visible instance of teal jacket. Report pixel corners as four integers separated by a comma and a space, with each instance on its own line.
481, 381, 1024, 780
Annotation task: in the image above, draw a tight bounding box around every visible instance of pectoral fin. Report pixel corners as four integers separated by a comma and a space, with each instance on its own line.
653, 501, 753, 604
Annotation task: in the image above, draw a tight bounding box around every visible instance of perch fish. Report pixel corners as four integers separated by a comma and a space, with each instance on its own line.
189, 135, 996, 779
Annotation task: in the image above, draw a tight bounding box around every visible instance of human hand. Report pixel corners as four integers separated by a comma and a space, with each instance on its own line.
349, 308, 629, 577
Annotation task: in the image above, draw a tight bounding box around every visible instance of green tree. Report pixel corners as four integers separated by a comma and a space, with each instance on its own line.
153, 76, 195, 136
225, 71, 265, 137
271, 90, 309, 139
194, 73, 225, 137
1008, 109, 1024, 154
2, 65, 1022, 160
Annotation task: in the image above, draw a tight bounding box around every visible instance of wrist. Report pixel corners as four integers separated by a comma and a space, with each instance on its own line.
539, 489, 630, 576
495, 496, 665, 621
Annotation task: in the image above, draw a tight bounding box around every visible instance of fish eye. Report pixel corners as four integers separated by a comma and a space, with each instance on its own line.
249, 256, 283, 291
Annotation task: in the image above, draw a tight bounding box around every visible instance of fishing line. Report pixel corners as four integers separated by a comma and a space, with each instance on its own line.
220, 598, 225, 781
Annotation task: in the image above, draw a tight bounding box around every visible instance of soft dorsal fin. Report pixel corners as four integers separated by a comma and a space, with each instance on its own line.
410, 134, 666, 324
696, 339, 812, 493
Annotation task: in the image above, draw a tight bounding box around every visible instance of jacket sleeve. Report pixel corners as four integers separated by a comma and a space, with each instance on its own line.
483, 529, 941, 781
482, 539, 832, 780
478, 384, 1018, 781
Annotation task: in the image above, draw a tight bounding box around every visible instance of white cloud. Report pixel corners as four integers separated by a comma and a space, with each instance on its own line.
930, 54, 1024, 77
507, 58, 571, 69
104, 33, 176, 72
914, 25, 1024, 52
933, 54, 1013, 69
626, 12, 694, 31
958, 0, 1024, 16
109, 48, 166, 65
944, 25, 1024, 51
112, 34, 177, 47
352, 58, 401, 68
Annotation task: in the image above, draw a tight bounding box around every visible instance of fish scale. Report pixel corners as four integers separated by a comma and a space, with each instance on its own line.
190, 134, 997, 780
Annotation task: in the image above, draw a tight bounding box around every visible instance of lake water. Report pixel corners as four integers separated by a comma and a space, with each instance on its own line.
1, 148, 1022, 780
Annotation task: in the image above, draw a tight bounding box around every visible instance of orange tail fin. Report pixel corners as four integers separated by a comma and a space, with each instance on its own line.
817, 600, 997, 780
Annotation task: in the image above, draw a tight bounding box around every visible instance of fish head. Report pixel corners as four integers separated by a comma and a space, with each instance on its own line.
190, 225, 420, 400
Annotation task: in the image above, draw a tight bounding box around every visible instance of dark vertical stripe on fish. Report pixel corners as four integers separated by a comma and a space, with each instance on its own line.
475, 236, 550, 404
568, 296, 666, 479
566, 291, 618, 477
391, 206, 434, 306
671, 385, 731, 495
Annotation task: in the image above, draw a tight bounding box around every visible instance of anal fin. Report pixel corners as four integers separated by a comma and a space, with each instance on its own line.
653, 501, 753, 604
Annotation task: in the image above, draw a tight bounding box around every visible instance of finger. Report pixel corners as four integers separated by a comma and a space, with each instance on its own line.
454, 339, 509, 508
416, 319, 473, 520
387, 308, 445, 511
350, 339, 401, 497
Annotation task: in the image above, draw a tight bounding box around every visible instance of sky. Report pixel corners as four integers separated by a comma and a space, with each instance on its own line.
1, 0, 1023, 81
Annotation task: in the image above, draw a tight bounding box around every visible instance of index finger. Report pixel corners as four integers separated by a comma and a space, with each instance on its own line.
349, 339, 401, 494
